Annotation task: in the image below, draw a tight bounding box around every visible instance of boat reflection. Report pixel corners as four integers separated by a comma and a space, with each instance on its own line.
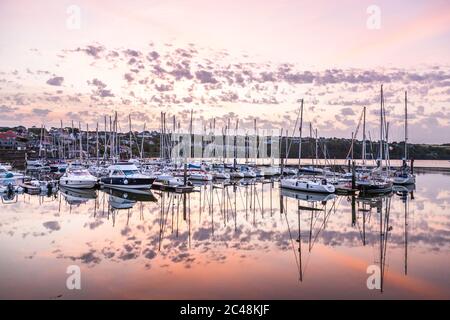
0, 175, 433, 297
101, 187, 157, 202
60, 186, 97, 205
280, 188, 336, 202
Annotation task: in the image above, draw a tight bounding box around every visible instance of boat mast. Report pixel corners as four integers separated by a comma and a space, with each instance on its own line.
86, 123, 90, 161
379, 85, 384, 167
362, 106, 366, 165
315, 128, 318, 167
103, 116, 107, 161
298, 99, 303, 170
39, 124, 43, 159
254, 118, 257, 166
96, 122, 99, 165
109, 115, 113, 161
129, 114, 132, 159
404, 91, 408, 162
141, 122, 146, 160
71, 120, 74, 159
78, 121, 82, 161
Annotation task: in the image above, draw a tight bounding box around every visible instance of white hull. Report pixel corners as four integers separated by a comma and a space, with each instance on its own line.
60, 179, 97, 189
189, 174, 213, 181
392, 175, 415, 185
101, 183, 152, 190
213, 172, 231, 179
230, 172, 245, 179
280, 178, 335, 194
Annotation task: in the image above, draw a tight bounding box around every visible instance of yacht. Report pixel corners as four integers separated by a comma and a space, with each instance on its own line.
100, 162, 155, 190
212, 171, 231, 179
357, 178, 393, 195
0, 162, 12, 171
189, 171, 213, 181
392, 90, 416, 186
280, 177, 335, 194
49, 162, 68, 173
229, 171, 245, 179
392, 168, 416, 185
60, 166, 98, 189
155, 173, 184, 186
26, 159, 51, 172
257, 166, 280, 177
0, 165, 24, 181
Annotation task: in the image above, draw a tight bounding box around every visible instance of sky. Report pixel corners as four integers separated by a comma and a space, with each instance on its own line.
0, 0, 449, 143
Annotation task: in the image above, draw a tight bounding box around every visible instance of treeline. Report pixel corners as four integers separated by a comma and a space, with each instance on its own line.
279, 137, 450, 160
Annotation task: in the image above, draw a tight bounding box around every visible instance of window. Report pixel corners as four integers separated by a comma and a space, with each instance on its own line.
123, 170, 138, 176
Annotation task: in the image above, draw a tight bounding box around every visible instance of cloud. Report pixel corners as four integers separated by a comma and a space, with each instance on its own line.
76, 45, 105, 59
0, 105, 17, 113
43, 221, 60, 231
87, 78, 114, 98
46, 76, 64, 86
341, 107, 355, 116
195, 70, 218, 84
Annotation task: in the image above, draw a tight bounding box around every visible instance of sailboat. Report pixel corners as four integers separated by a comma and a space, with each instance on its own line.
280, 99, 335, 194
357, 85, 393, 195
392, 91, 416, 185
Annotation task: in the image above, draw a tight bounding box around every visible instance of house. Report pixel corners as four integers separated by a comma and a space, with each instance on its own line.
0, 130, 23, 149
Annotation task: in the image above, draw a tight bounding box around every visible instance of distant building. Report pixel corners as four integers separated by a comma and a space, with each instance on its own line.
0, 130, 26, 149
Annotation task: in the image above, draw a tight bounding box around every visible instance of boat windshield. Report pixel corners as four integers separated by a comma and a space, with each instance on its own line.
70, 170, 89, 175
123, 170, 139, 176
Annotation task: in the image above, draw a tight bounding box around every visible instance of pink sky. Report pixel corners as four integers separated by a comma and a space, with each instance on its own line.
0, 0, 449, 143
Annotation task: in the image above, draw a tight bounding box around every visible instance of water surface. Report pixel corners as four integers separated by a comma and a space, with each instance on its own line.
0, 171, 449, 299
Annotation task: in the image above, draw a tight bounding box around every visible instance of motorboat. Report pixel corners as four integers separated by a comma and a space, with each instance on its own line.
188, 171, 213, 181
26, 159, 51, 172
49, 162, 68, 173
60, 166, 98, 189
0, 165, 25, 181
155, 174, 184, 186
100, 162, 155, 190
212, 171, 231, 179
280, 177, 335, 193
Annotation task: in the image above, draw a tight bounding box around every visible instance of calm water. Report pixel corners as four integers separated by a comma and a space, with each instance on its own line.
0, 171, 449, 299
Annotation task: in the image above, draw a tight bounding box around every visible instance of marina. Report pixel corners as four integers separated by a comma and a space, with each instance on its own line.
1, 0, 449, 305
0, 169, 449, 299
0, 85, 448, 300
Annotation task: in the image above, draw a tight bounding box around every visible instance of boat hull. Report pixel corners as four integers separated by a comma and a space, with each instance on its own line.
100, 177, 155, 190
59, 179, 97, 189
392, 175, 415, 185
280, 179, 335, 194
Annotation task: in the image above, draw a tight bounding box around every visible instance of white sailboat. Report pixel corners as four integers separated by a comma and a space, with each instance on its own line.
392, 91, 416, 185
280, 178, 335, 193
280, 99, 336, 194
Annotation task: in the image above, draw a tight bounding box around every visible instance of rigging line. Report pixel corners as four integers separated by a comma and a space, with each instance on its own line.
310, 197, 341, 250
285, 106, 303, 158
284, 211, 301, 275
